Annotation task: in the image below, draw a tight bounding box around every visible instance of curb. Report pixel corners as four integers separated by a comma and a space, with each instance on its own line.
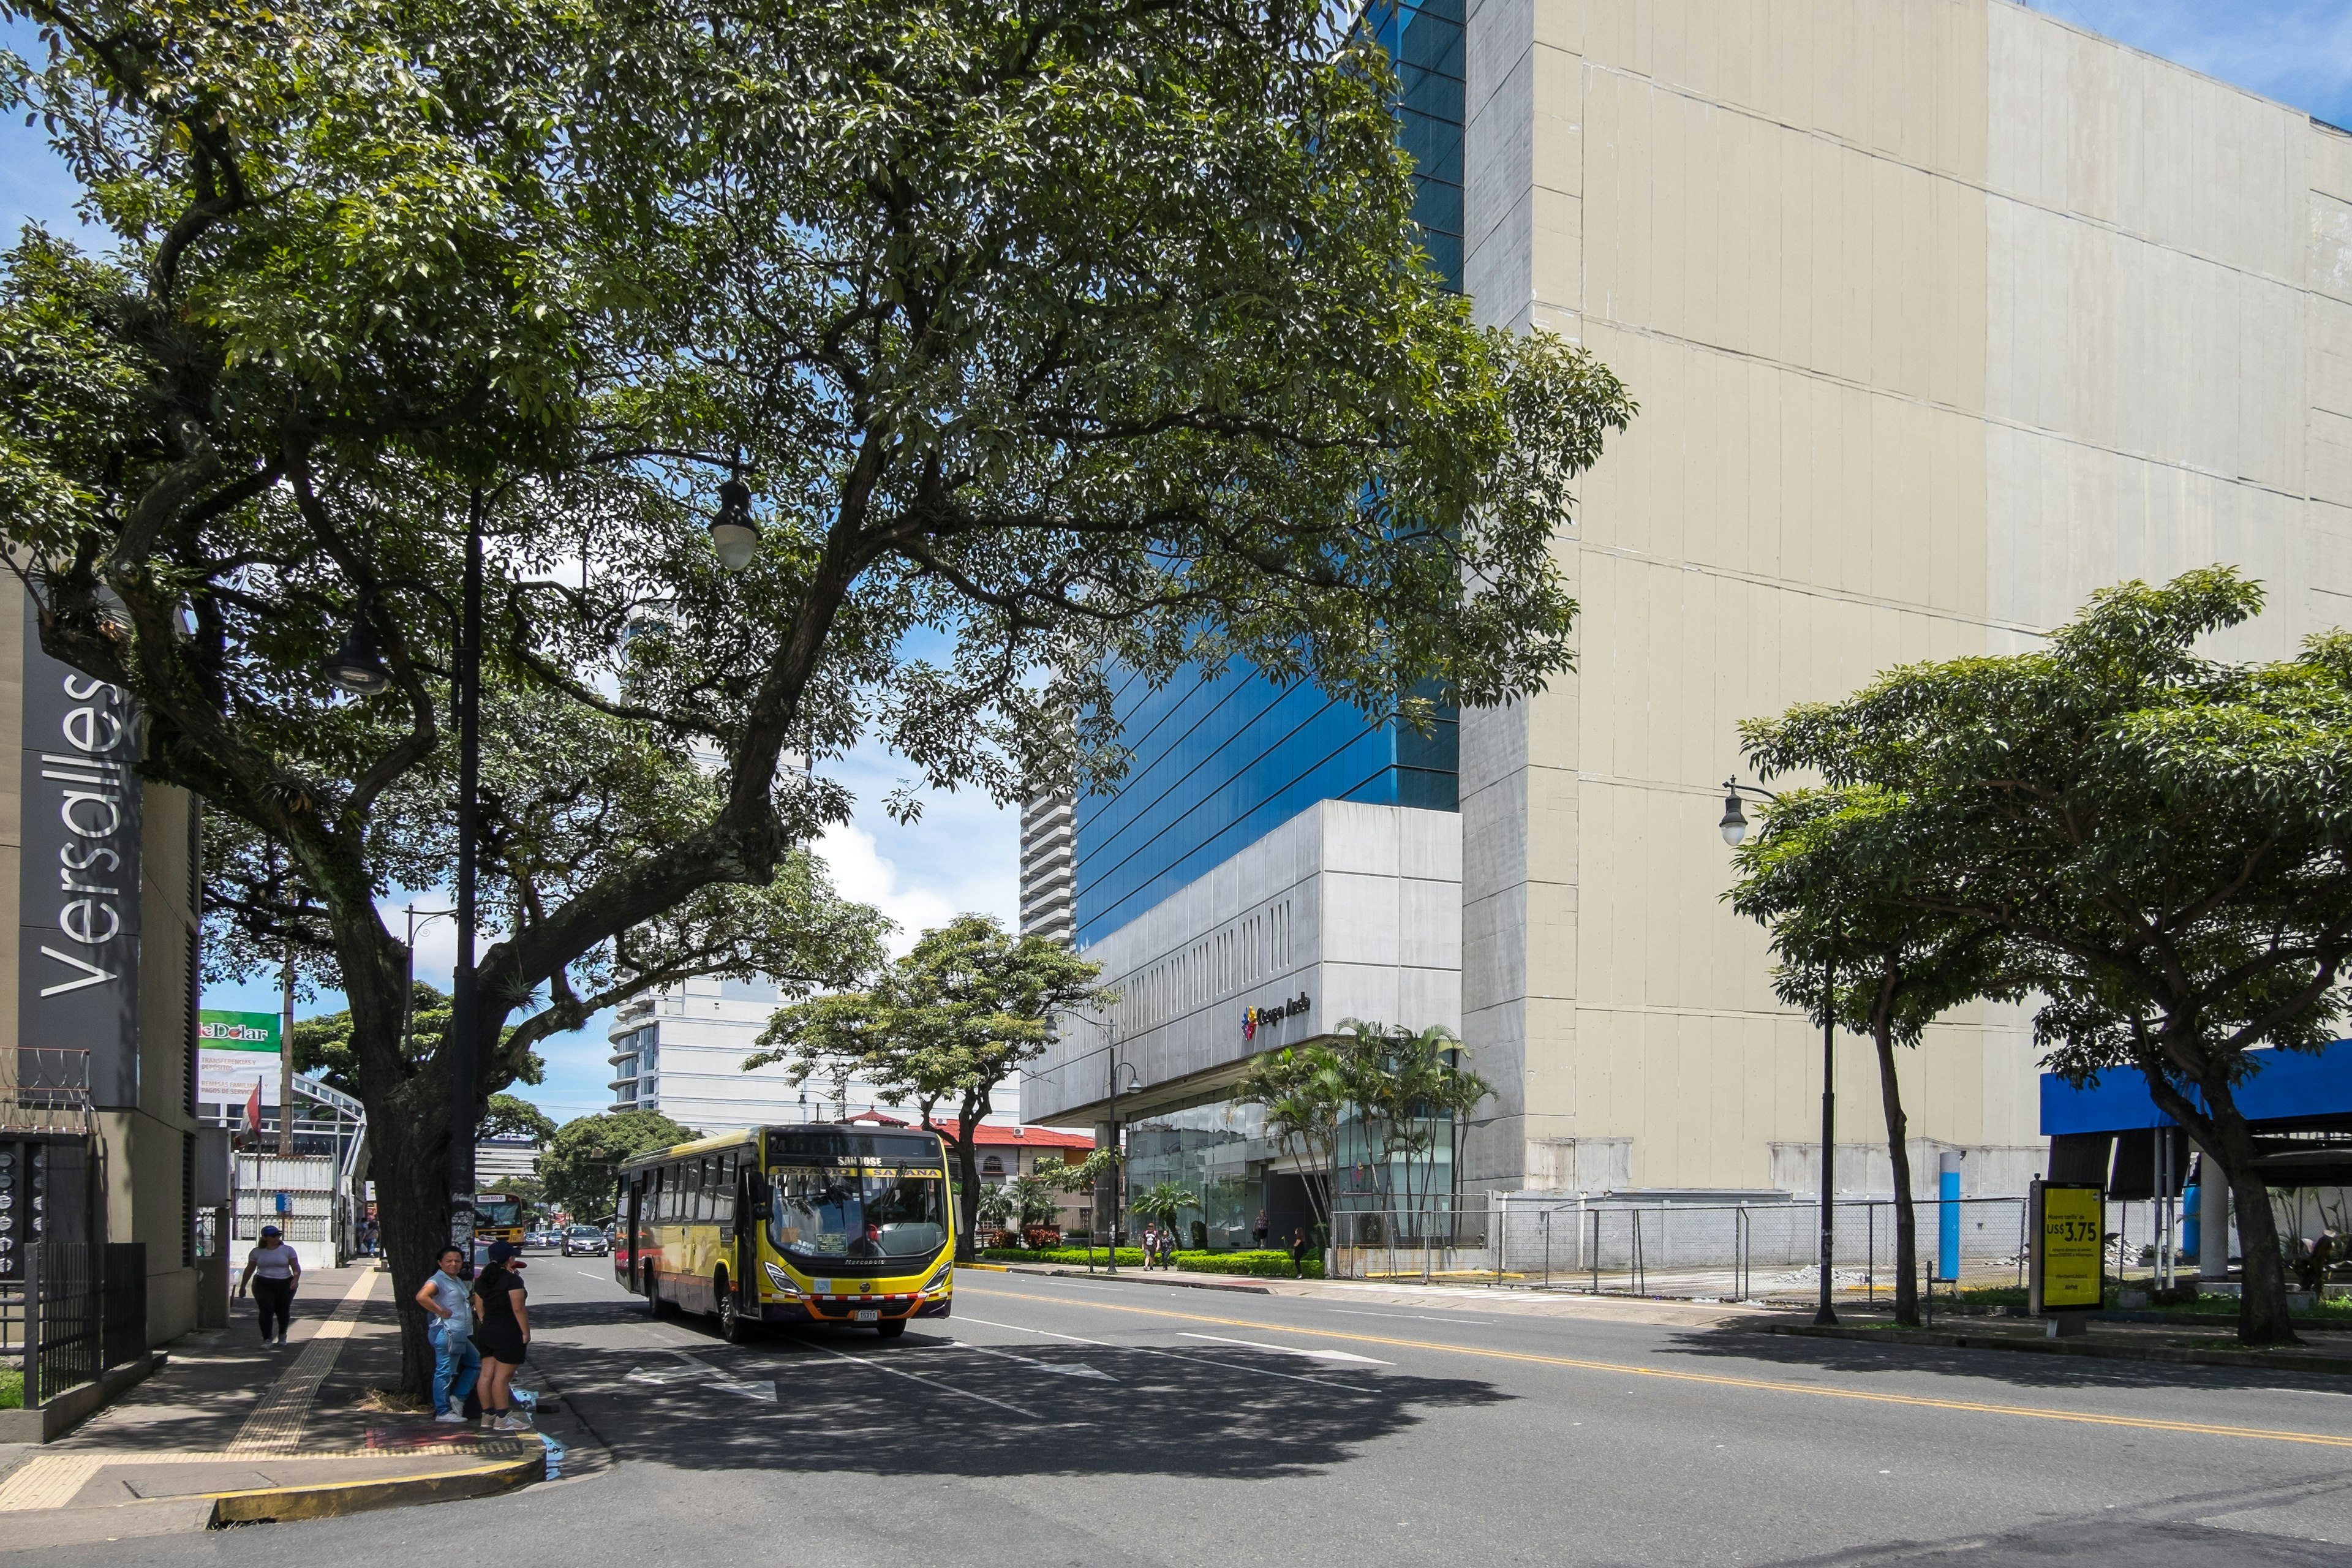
1758, 1322, 2352, 1376
990, 1264, 1274, 1295
205, 1440, 545, 1525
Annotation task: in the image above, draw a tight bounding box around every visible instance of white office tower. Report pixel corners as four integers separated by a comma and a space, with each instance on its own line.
1019, 788, 1076, 947
606, 978, 896, 1134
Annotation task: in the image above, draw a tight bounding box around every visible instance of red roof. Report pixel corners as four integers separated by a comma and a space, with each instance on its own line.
959, 1123, 1095, 1151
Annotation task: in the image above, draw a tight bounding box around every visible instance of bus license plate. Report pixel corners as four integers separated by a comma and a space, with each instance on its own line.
853, 1310, 879, 1322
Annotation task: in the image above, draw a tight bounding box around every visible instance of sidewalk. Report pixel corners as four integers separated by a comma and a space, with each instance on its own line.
0, 1262, 556, 1550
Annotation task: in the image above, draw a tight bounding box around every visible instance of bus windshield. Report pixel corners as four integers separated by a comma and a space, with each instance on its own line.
473, 1199, 523, 1228
768, 1167, 946, 1261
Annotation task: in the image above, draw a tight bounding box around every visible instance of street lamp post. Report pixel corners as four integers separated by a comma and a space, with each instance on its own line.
1719, 777, 1841, 1327
1104, 1045, 1140, 1275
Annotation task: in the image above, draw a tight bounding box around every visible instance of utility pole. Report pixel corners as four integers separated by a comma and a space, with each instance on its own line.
278, 935, 295, 1156
447, 491, 484, 1256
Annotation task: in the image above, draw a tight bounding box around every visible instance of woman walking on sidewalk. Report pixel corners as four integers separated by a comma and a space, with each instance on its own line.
470, 1241, 531, 1431
415, 1245, 481, 1424
237, 1225, 301, 1345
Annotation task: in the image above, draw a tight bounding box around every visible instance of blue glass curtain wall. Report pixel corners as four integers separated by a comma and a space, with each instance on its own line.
1365, 0, 1465, 290
1073, 662, 1456, 944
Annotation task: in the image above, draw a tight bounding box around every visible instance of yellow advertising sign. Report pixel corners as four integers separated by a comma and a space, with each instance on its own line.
2035, 1183, 2105, 1311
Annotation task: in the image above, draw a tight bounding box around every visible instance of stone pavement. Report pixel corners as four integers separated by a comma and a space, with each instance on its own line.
0, 1262, 578, 1548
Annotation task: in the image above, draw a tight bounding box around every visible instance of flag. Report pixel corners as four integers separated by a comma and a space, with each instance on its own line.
245, 1079, 263, 1140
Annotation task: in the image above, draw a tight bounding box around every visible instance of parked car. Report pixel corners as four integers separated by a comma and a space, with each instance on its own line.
562, 1226, 609, 1257
524, 1229, 564, 1251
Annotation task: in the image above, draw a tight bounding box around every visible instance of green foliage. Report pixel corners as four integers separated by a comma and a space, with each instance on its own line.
976, 1170, 1064, 1234
1737, 567, 2352, 1346
480, 1093, 556, 1146
1232, 1020, 1489, 1224
292, 984, 543, 1101
539, 1109, 695, 1223
1131, 1181, 1194, 1234
975, 1248, 1322, 1278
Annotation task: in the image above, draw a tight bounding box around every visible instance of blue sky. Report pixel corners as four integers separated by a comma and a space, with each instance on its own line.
9, 1, 2350, 1121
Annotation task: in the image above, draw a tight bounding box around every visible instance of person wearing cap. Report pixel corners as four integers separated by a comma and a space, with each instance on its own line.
469, 1240, 531, 1430
237, 1225, 301, 1346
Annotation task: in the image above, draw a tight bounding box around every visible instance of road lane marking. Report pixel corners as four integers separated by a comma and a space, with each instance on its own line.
807, 1341, 1041, 1419
1333, 1310, 1494, 1324
952, 1314, 1375, 1393
625, 1349, 775, 1401
969, 1285, 2352, 1450
957, 1343, 1117, 1381
1180, 1333, 1392, 1366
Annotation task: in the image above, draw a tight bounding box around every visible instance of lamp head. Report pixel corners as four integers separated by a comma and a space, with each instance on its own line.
324, 622, 391, 696
1718, 785, 1749, 848
708, 477, 760, 571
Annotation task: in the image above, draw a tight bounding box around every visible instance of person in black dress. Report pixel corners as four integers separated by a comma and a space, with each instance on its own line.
470, 1240, 531, 1431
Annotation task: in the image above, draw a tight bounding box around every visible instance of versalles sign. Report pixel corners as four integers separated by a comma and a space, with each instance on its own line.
19, 603, 143, 1107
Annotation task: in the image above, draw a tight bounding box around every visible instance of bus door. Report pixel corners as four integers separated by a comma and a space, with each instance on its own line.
621, 1175, 641, 1287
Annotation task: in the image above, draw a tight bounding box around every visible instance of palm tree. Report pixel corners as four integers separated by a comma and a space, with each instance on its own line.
1134, 1180, 1193, 1237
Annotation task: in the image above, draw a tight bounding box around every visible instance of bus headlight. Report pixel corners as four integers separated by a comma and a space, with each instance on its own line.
921, 1261, 952, 1296
763, 1261, 804, 1298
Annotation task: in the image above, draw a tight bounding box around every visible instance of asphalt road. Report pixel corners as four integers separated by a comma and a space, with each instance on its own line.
43, 1256, 2352, 1566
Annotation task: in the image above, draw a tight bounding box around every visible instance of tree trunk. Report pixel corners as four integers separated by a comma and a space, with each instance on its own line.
1872, 1023, 1920, 1327
2141, 1067, 2299, 1346
375, 1115, 451, 1401
952, 1110, 981, 1263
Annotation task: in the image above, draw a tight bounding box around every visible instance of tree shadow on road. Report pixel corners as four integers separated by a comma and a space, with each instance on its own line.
1662, 1321, 2352, 1400
525, 1299, 1511, 1481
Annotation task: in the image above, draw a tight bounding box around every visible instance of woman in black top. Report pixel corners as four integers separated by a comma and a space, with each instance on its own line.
469, 1240, 530, 1430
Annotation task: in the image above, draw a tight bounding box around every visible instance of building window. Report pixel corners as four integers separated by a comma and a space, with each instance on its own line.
982, 1155, 1005, 1178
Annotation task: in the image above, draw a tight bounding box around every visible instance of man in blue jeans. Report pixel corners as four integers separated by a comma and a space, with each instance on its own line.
413, 1244, 481, 1423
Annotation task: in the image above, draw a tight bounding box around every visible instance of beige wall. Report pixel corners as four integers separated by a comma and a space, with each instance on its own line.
1460, 0, 2352, 1194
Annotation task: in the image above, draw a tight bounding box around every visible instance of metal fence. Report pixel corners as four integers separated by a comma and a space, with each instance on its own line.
1325, 1204, 1493, 1281
1499, 1196, 2031, 1300
0, 1242, 145, 1404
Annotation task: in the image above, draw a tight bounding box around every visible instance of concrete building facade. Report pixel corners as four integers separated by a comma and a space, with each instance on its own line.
1023, 1, 2352, 1210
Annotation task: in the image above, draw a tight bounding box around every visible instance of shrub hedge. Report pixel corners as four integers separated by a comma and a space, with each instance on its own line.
974, 1246, 1322, 1280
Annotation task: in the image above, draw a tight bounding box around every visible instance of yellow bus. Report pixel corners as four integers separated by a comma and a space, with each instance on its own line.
472, 1193, 527, 1247
616, 1123, 954, 1341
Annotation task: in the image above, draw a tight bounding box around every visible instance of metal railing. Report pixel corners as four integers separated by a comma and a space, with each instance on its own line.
1508, 1196, 2032, 1300
1325, 1202, 1493, 1281
0, 1242, 145, 1404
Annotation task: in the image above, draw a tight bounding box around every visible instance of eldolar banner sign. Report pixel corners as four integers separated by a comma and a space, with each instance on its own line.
198, 1008, 282, 1107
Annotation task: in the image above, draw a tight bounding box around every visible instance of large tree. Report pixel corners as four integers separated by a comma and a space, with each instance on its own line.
1743, 570, 2352, 1345
748, 914, 1106, 1259
1, 0, 1629, 1393
540, 1108, 696, 1225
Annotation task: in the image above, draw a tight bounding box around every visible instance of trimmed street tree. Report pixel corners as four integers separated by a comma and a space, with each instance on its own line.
1743, 569, 2352, 1345
1728, 785, 2016, 1326
2, 0, 1629, 1393
748, 915, 1106, 1261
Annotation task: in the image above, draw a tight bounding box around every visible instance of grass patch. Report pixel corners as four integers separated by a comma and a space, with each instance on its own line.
0, 1367, 20, 1410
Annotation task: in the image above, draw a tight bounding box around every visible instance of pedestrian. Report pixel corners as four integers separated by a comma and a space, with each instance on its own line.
361, 1218, 381, 1257
414, 1245, 481, 1425
1141, 1223, 1159, 1268
470, 1240, 532, 1431
237, 1224, 301, 1345
1253, 1210, 1269, 1250
1289, 1226, 1309, 1278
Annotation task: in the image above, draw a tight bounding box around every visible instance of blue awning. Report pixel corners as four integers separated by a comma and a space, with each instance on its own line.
2039, 1041, 2352, 1134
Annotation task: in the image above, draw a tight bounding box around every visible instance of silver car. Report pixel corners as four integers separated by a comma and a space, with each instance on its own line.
561, 1226, 609, 1257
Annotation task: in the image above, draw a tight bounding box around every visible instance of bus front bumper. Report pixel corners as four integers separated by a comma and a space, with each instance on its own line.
761, 1294, 950, 1324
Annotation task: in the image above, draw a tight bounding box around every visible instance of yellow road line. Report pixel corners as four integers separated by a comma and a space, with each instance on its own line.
969, 1284, 2352, 1450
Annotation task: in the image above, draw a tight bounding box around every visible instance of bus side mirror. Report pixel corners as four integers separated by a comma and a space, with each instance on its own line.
751, 1193, 772, 1219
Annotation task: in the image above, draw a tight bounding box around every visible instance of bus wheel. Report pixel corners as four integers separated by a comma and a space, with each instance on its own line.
646, 1265, 677, 1317
874, 1318, 908, 1340
716, 1272, 754, 1343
